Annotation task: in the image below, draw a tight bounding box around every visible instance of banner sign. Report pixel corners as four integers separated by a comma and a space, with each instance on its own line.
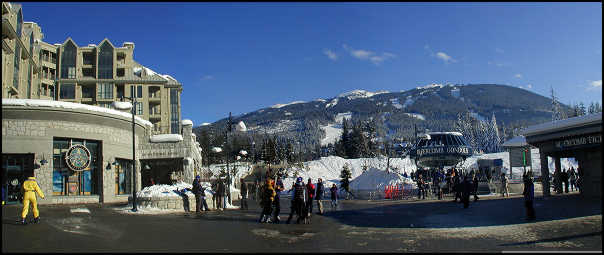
555, 134, 601, 150
415, 146, 471, 157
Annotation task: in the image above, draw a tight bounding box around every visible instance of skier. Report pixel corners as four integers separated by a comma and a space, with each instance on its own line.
20, 172, 45, 225
315, 178, 325, 215
258, 178, 276, 223
330, 183, 338, 210
272, 177, 284, 222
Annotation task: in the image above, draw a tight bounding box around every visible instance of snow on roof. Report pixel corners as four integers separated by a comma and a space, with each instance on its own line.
143, 67, 158, 77
181, 119, 193, 126
87, 44, 96, 47
161, 74, 178, 82
501, 136, 527, 147
271, 101, 306, 109
149, 134, 183, 143
2, 99, 152, 127
235, 121, 247, 132
112, 101, 132, 110
522, 113, 602, 137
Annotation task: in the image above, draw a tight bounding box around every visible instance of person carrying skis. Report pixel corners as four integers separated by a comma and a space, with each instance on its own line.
20, 172, 45, 225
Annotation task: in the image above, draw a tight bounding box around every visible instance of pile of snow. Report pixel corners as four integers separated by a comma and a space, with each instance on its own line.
350, 167, 416, 191
271, 101, 306, 109
136, 181, 213, 198
2, 99, 152, 127
149, 134, 183, 143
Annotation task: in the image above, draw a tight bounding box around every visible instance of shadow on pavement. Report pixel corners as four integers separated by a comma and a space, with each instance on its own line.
321, 194, 602, 229
499, 231, 603, 246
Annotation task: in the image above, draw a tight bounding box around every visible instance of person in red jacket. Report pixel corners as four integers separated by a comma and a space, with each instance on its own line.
305, 178, 315, 218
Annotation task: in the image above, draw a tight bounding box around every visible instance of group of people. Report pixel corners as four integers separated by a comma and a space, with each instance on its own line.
255, 174, 339, 224
553, 167, 581, 194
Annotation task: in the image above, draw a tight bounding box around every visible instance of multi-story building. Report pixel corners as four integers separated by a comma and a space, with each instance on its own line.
2, 2, 182, 135
2, 2, 204, 206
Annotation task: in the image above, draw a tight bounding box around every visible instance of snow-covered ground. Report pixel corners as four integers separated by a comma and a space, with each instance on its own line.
320, 124, 343, 146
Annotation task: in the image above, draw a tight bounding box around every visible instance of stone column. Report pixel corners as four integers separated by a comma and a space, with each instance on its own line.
135, 159, 142, 192
540, 152, 550, 197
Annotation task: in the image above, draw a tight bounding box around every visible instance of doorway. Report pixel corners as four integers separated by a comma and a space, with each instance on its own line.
2, 154, 34, 204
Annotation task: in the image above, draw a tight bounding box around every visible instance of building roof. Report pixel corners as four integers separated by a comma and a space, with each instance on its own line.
521, 113, 602, 137
501, 135, 528, 147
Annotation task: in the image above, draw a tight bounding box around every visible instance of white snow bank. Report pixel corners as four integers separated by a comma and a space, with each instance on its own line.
181, 119, 193, 126
136, 181, 213, 198
2, 99, 152, 127
150, 134, 183, 143
350, 167, 416, 191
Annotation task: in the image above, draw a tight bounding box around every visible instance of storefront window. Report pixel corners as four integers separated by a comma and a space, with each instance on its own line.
115, 158, 132, 195
52, 138, 99, 196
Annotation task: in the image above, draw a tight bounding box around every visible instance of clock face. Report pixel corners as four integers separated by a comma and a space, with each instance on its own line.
66, 144, 91, 171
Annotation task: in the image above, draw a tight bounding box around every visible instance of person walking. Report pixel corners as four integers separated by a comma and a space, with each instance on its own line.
569, 168, 577, 192
20, 172, 45, 225
272, 177, 284, 223
305, 178, 316, 217
259, 178, 276, 223
217, 178, 226, 210
562, 169, 569, 193
433, 171, 443, 200
523, 173, 536, 220
501, 173, 509, 197
472, 173, 479, 202
462, 176, 472, 209
287, 177, 307, 224
315, 178, 325, 215
192, 175, 209, 213
417, 174, 425, 200
330, 183, 338, 210
240, 179, 248, 210
453, 173, 462, 202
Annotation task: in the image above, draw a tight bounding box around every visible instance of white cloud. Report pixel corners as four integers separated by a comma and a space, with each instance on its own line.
341, 44, 396, 65
435, 52, 457, 63
200, 75, 214, 80
495, 48, 504, 54
590, 80, 602, 88
514, 74, 523, 79
323, 49, 338, 61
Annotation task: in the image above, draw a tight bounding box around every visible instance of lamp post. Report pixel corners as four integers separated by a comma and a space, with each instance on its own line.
114, 96, 138, 212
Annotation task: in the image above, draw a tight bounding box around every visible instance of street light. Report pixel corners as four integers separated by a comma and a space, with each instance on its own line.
113, 96, 138, 212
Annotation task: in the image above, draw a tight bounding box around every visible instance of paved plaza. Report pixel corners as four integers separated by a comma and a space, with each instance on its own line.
2, 193, 601, 253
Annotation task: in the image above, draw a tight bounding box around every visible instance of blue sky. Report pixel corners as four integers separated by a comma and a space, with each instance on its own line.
21, 2, 602, 125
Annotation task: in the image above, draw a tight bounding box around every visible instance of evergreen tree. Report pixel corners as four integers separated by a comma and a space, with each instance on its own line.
340, 163, 352, 193
551, 86, 566, 121
490, 112, 501, 153
579, 102, 586, 116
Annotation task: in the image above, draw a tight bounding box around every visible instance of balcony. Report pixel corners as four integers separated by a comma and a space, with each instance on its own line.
149, 113, 162, 120
149, 94, 161, 101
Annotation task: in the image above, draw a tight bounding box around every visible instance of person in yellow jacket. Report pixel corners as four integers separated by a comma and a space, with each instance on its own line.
20, 173, 45, 225
258, 178, 276, 223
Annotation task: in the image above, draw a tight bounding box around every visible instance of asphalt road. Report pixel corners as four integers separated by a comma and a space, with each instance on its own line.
2, 193, 601, 253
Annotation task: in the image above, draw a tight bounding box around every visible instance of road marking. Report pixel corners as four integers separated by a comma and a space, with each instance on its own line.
70, 208, 90, 213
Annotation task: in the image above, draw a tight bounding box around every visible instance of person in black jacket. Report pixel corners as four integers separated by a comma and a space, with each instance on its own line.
472, 173, 479, 202
287, 177, 307, 224
240, 178, 248, 210
315, 178, 325, 215
462, 176, 472, 209
453, 173, 462, 203
192, 176, 208, 213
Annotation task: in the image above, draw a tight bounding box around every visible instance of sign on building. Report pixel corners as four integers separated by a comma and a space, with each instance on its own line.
509, 147, 531, 168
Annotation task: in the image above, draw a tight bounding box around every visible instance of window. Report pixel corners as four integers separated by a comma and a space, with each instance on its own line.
60, 84, 75, 99
117, 85, 124, 99
53, 138, 99, 196
49, 85, 55, 100
170, 88, 180, 134
150, 105, 160, 115
135, 102, 143, 115
82, 85, 95, 98
60, 41, 77, 79
27, 64, 32, 98
97, 83, 113, 99
117, 68, 125, 77
13, 44, 20, 89
98, 42, 113, 79
137, 85, 143, 98
16, 9, 23, 37
115, 159, 132, 195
